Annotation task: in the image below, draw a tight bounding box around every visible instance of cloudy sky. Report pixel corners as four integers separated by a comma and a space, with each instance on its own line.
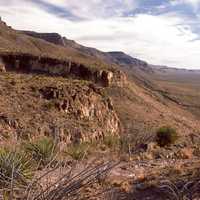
1, 0, 200, 69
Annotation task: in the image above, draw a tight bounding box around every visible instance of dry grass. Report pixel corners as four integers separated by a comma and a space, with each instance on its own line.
0, 153, 119, 200
158, 180, 200, 200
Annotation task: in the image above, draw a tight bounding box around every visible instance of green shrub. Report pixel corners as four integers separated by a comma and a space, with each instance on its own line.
0, 148, 34, 189
156, 126, 178, 147
24, 137, 57, 167
66, 143, 90, 160
103, 134, 120, 150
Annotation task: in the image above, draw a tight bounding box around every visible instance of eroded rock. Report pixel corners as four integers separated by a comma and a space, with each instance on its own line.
38, 84, 121, 143
0, 53, 127, 87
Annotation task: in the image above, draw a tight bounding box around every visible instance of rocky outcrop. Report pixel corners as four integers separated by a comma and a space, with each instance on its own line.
38, 84, 121, 143
0, 53, 126, 87
0, 74, 121, 144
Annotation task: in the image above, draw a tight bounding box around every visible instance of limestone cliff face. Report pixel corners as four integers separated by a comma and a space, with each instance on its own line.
0, 53, 126, 87
0, 73, 121, 144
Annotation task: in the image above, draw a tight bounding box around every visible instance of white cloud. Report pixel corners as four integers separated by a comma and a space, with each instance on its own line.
35, 0, 138, 19
171, 0, 200, 9
74, 14, 200, 69
0, 0, 200, 69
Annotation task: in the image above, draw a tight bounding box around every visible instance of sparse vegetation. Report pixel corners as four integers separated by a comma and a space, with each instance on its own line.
24, 161, 117, 200
0, 148, 34, 199
0, 144, 116, 200
23, 137, 57, 167
156, 126, 178, 147
66, 142, 90, 160
159, 180, 200, 200
103, 134, 120, 150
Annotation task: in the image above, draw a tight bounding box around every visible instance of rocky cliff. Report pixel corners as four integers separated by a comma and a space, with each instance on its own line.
0, 52, 126, 87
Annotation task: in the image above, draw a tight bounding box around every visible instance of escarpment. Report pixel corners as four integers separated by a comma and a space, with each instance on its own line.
0, 73, 121, 145
0, 53, 126, 87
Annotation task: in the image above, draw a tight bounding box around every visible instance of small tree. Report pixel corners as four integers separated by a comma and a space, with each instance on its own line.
156, 126, 178, 147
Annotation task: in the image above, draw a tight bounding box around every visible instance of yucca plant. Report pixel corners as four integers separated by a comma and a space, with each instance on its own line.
24, 137, 57, 167
66, 142, 90, 161
0, 148, 34, 199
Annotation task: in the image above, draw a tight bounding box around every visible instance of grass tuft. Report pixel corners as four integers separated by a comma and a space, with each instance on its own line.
66, 142, 90, 160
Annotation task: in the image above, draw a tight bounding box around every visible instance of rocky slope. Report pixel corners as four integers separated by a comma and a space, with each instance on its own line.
1, 18, 200, 200
0, 18, 200, 146
0, 72, 121, 146
21, 31, 153, 74
0, 19, 126, 144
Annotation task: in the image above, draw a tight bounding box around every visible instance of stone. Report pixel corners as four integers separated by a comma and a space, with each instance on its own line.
0, 58, 6, 72
179, 147, 194, 159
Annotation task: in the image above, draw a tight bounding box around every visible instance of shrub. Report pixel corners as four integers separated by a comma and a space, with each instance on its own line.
156, 126, 178, 147
0, 148, 33, 189
66, 142, 90, 160
103, 134, 120, 150
24, 137, 57, 167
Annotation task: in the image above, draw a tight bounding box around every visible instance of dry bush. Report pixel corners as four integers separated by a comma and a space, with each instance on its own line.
158, 180, 200, 200
0, 155, 119, 200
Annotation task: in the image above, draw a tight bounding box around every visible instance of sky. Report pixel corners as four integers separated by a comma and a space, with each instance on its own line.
1, 0, 200, 69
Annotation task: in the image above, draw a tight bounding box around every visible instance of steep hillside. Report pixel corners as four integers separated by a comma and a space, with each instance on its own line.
105, 49, 200, 121
0, 72, 121, 146
20, 26, 200, 139
146, 66, 200, 118
21, 31, 153, 74
1, 19, 200, 200
21, 30, 115, 64
1, 19, 200, 142
0, 20, 126, 88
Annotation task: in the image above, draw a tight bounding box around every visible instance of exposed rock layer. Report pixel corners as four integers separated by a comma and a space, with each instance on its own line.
0, 53, 126, 87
